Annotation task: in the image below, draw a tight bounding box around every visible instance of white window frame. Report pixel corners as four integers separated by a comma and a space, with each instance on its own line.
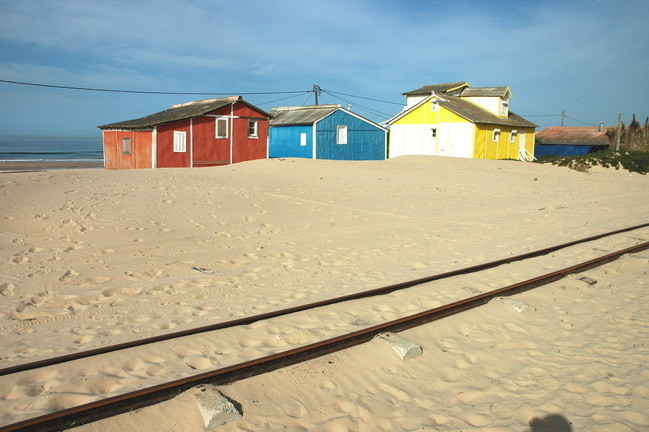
173, 130, 187, 152
431, 126, 438, 139
500, 101, 509, 116
431, 100, 439, 112
247, 120, 258, 139
337, 125, 348, 145
492, 129, 501, 142
300, 132, 307, 147
216, 117, 228, 139
122, 137, 131, 155
510, 130, 518, 143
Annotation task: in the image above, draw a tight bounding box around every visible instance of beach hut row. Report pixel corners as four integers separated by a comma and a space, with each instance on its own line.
98, 81, 538, 170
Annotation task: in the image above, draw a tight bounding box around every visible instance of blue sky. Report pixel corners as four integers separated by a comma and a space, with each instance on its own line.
0, 0, 647, 138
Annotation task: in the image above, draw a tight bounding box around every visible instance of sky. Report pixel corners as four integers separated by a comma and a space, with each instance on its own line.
0, 0, 648, 138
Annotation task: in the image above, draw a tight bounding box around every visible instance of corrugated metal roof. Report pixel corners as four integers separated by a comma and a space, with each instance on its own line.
98, 96, 261, 130
389, 94, 537, 128
402, 81, 469, 96
438, 95, 537, 128
536, 126, 612, 145
460, 86, 510, 98
269, 104, 340, 126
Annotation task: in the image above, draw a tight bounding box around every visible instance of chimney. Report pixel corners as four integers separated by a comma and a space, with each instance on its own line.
599, 121, 603, 132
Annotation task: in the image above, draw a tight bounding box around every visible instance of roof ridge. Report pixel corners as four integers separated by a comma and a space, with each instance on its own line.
171, 96, 240, 108
271, 104, 340, 111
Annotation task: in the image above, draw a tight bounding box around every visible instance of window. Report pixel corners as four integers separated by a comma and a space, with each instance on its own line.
337, 125, 348, 145
173, 131, 186, 152
431, 100, 439, 112
510, 130, 518, 142
431, 127, 438, 139
500, 101, 509, 116
216, 117, 228, 138
493, 129, 501, 142
300, 133, 307, 147
122, 137, 131, 155
247, 120, 258, 138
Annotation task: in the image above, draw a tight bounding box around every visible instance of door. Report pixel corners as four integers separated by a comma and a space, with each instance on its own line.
518, 132, 526, 159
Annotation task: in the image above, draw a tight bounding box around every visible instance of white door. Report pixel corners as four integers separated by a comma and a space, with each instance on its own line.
518, 132, 526, 159
435, 124, 448, 155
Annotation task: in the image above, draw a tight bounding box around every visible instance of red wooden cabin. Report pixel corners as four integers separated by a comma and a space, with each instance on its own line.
98, 96, 270, 170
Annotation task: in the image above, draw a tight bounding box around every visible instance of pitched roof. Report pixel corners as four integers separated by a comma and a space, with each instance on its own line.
98, 96, 269, 130
460, 86, 511, 98
269, 104, 340, 126
438, 95, 536, 127
536, 126, 612, 145
388, 94, 537, 128
402, 81, 469, 96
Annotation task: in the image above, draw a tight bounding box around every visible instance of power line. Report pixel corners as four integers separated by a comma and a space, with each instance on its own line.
299, 92, 313, 106
0, 79, 310, 96
565, 115, 598, 127
320, 89, 395, 119
322, 89, 403, 106
255, 92, 312, 107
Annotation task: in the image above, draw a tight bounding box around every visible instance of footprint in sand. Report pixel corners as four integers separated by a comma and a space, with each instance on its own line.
12, 256, 30, 264
1, 283, 16, 296
59, 269, 80, 282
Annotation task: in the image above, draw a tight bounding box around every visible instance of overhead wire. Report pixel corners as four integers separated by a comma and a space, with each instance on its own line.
320, 89, 395, 119
2, 78, 607, 127
2, 77, 403, 120
255, 92, 313, 107
0, 79, 310, 96
299, 92, 313, 106
565, 115, 598, 127
321, 89, 403, 106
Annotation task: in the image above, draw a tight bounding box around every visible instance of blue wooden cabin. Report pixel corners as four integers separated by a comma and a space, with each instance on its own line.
269, 105, 388, 160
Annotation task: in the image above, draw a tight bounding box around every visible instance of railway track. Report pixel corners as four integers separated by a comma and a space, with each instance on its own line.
1, 224, 648, 432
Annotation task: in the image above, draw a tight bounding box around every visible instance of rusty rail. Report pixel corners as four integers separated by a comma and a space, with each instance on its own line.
1, 238, 648, 432
2, 222, 648, 378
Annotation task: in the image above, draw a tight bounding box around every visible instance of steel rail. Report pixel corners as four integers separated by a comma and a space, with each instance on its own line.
1, 240, 648, 432
1, 222, 648, 378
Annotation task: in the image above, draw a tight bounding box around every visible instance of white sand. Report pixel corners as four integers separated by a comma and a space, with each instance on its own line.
0, 156, 647, 431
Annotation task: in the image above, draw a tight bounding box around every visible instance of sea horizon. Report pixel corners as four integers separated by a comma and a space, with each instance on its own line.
0, 135, 103, 163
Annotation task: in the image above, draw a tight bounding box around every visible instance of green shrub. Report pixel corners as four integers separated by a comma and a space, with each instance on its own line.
535, 150, 649, 175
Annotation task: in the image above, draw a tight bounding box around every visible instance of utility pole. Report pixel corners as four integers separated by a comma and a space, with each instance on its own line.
313, 84, 321, 105
561, 110, 566, 127
616, 113, 622, 151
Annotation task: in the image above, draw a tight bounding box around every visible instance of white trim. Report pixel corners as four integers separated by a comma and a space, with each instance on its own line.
190, 118, 194, 167
152, 127, 157, 168
216, 117, 228, 138
173, 130, 187, 152
311, 124, 317, 159
247, 119, 258, 138
229, 103, 234, 164
337, 107, 389, 131
492, 128, 501, 142
336, 125, 348, 144
384, 129, 388, 160
510, 129, 518, 143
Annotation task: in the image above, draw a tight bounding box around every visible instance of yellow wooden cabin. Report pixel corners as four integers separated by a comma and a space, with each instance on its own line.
387, 81, 537, 161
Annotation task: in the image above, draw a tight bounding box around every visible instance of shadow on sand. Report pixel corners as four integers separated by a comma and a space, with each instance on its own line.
528, 414, 572, 432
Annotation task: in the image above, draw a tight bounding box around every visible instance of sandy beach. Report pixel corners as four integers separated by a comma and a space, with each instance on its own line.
0, 156, 647, 431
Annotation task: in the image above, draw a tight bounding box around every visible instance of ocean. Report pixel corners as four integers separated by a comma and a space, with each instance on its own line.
0, 136, 103, 164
